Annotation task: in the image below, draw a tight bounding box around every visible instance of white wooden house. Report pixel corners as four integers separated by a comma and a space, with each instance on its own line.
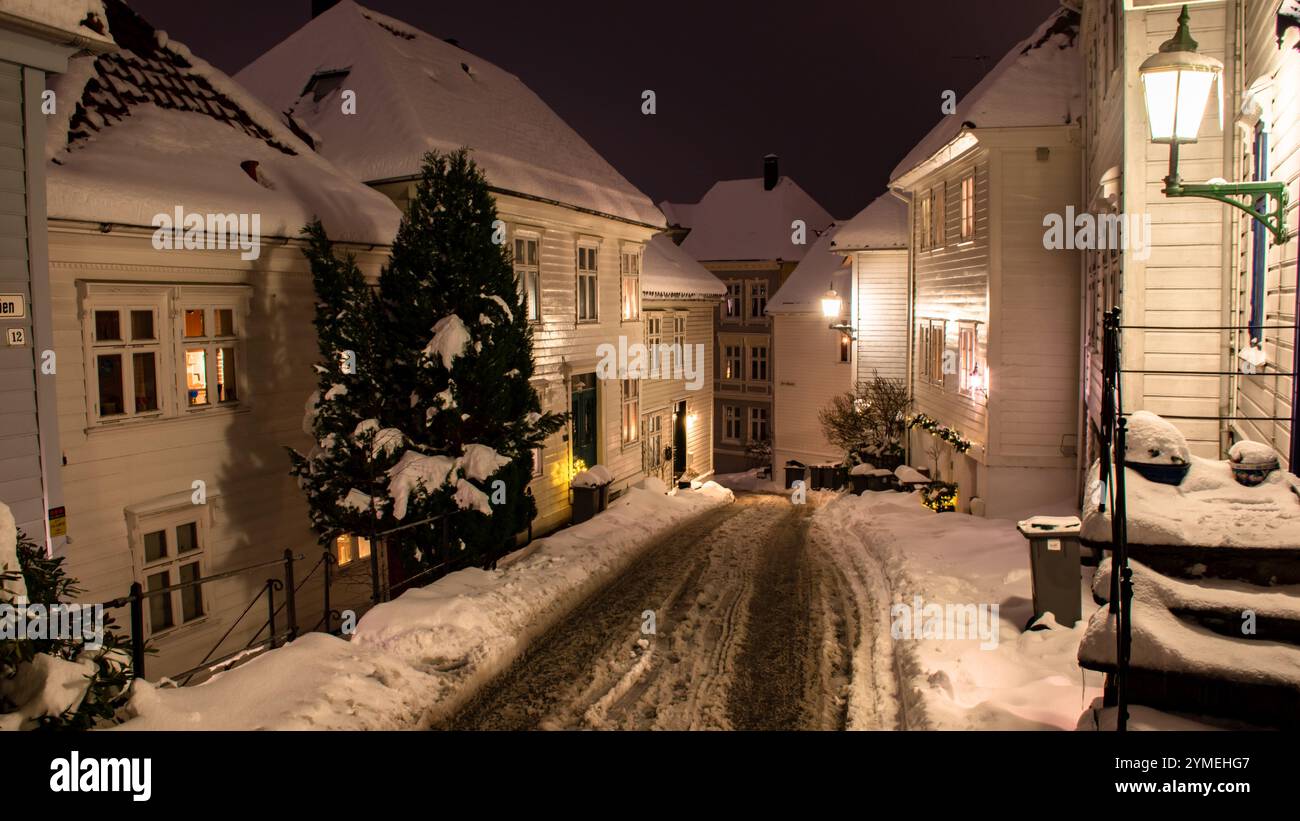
890, 7, 1083, 518
638, 234, 725, 486
767, 194, 908, 473
237, 1, 671, 533
43, 0, 402, 677
0, 2, 113, 557
661, 156, 834, 474
1079, 0, 1300, 475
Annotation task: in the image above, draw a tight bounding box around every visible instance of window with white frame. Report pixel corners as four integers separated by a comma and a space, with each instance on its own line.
90, 300, 164, 420
646, 312, 663, 373
671, 313, 686, 349
723, 405, 743, 443
620, 247, 641, 321
918, 189, 933, 251
531, 447, 544, 478
133, 510, 206, 635
513, 233, 541, 322
920, 318, 947, 384
334, 533, 372, 569
643, 413, 664, 470
960, 173, 975, 240
577, 243, 599, 322
749, 406, 769, 443
748, 280, 768, 320
721, 340, 743, 382
182, 304, 241, 408
749, 343, 769, 382
958, 322, 978, 395
85, 284, 247, 425
932, 183, 945, 247
621, 377, 639, 445
722, 281, 743, 322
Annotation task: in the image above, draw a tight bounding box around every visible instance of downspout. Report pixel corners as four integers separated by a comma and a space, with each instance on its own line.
889, 186, 915, 465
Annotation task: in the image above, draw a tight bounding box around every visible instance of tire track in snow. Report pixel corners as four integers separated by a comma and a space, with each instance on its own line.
441, 493, 858, 730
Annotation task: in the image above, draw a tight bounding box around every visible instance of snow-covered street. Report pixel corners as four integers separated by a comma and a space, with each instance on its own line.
444, 492, 891, 730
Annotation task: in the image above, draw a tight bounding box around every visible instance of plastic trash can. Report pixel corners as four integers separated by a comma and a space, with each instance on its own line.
784, 461, 806, 489
1016, 516, 1083, 628
572, 485, 602, 525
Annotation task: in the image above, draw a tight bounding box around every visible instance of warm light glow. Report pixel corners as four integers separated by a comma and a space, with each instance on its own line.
1141, 66, 1217, 143
821, 288, 842, 319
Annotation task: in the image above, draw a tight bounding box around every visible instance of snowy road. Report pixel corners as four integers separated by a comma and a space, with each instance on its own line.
442, 492, 882, 730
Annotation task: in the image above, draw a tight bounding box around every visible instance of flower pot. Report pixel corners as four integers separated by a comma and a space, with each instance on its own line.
1231, 460, 1277, 487
1129, 461, 1190, 485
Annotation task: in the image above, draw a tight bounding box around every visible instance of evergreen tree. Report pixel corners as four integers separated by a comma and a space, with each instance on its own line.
292, 150, 565, 570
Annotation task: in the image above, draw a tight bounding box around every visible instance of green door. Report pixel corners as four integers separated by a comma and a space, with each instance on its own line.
571, 373, 598, 469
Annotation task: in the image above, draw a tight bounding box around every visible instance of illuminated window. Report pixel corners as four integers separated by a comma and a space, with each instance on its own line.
513, 234, 541, 322
183, 305, 241, 408
577, 243, 599, 322
621, 248, 641, 321
621, 378, 639, 445
334, 533, 373, 568
722, 281, 743, 321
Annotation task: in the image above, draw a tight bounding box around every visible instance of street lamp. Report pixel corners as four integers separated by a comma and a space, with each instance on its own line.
1141, 5, 1287, 242
821, 285, 854, 339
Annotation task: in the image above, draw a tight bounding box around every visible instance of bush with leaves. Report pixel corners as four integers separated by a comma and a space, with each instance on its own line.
1, 527, 132, 730
818, 372, 911, 464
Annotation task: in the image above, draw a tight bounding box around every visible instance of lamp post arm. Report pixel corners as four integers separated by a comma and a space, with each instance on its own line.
1163, 177, 1289, 245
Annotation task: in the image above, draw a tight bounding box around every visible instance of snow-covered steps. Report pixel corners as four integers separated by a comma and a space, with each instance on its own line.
1078, 559, 1300, 728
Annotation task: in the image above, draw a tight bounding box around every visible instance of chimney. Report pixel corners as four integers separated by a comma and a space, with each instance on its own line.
763, 154, 779, 191
312, 0, 340, 18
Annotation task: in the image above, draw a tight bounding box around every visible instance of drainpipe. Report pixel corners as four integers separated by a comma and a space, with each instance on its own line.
889, 186, 915, 466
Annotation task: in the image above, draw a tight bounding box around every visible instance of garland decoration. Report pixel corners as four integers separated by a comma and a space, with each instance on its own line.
906, 413, 972, 453
921, 480, 959, 512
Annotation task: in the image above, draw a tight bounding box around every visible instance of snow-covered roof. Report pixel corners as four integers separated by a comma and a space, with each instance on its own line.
235, 1, 663, 228
828, 193, 908, 252
673, 177, 833, 263
641, 234, 725, 300
766, 225, 850, 316
0, 0, 115, 49
43, 0, 401, 246
890, 7, 1081, 183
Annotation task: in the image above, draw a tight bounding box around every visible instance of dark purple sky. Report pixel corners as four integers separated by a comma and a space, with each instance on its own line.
127, 0, 1060, 219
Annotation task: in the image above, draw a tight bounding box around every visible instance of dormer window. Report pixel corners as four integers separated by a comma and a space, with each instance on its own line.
302, 69, 350, 103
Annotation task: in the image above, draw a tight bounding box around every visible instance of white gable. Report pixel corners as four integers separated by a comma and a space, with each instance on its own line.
641, 234, 725, 299
674, 176, 833, 262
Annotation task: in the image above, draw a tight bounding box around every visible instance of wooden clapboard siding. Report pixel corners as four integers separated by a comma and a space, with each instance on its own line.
0, 60, 49, 543
45, 225, 387, 677
1228, 0, 1298, 463
910, 148, 991, 450
854, 249, 909, 382
991, 140, 1082, 468
1117, 2, 1232, 460
640, 300, 714, 480
772, 314, 855, 469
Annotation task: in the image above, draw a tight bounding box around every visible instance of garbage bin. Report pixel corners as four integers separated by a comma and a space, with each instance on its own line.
833, 464, 848, 490
784, 460, 806, 489
572, 484, 603, 525
1016, 516, 1083, 628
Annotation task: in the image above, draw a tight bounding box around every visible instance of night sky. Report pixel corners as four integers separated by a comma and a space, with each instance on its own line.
127, 0, 1060, 219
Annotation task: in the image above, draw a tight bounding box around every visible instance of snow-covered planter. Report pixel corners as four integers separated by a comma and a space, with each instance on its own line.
1124, 410, 1190, 485
920, 481, 958, 513
1228, 440, 1279, 487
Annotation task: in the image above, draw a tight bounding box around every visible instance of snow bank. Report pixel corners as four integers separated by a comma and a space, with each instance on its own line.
1080, 457, 1300, 548
114, 483, 733, 730
814, 491, 1102, 730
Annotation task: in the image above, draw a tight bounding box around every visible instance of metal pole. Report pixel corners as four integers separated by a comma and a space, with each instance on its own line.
128, 581, 145, 681
266, 579, 278, 649
283, 549, 297, 642
369, 523, 382, 605
322, 548, 333, 633
1115, 415, 1131, 733
1290, 253, 1300, 472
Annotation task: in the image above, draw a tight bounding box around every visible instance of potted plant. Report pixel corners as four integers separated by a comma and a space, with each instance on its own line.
819, 372, 911, 479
